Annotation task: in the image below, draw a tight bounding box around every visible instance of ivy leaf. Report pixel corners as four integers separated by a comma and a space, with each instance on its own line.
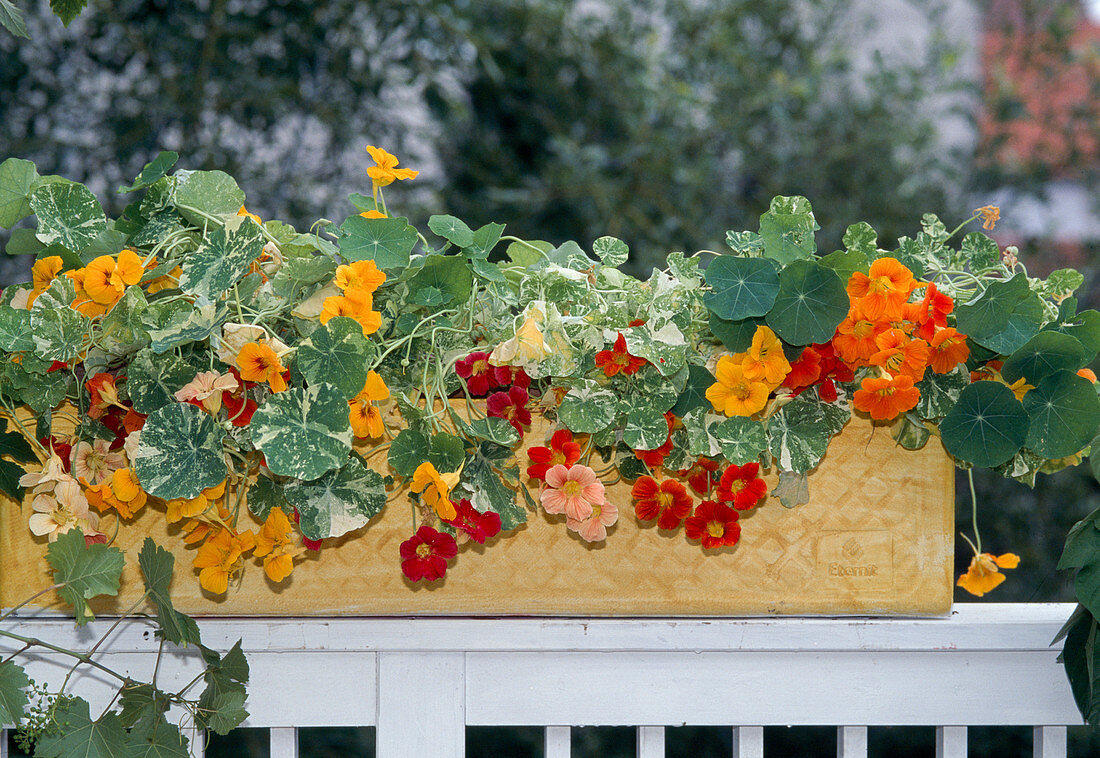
138, 538, 201, 647
841, 221, 878, 255
1023, 370, 1100, 460
0, 306, 33, 351
428, 214, 475, 248
388, 428, 429, 477
407, 255, 473, 307
30, 180, 107, 251
939, 380, 1029, 468
295, 316, 376, 399
715, 416, 768, 465
0, 157, 36, 228
284, 454, 386, 540
703, 256, 780, 321
764, 260, 848, 346
557, 380, 618, 434
125, 720, 190, 758
954, 274, 1029, 342
126, 349, 202, 415
174, 170, 245, 224
119, 151, 179, 194
201, 689, 249, 736
338, 215, 417, 269
0, 660, 29, 726
49, 0, 88, 26
251, 384, 352, 480
132, 402, 228, 500
592, 236, 629, 266
179, 220, 265, 303
47, 529, 126, 625
622, 406, 669, 450
670, 364, 715, 417
32, 698, 129, 758
0, 459, 25, 501
0, 0, 29, 39
758, 195, 818, 264
1001, 331, 1088, 386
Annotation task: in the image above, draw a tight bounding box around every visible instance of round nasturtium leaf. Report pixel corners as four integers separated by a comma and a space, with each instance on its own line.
284, 454, 387, 541
764, 260, 848, 346
250, 383, 352, 480
1023, 370, 1100, 460
132, 402, 228, 500
126, 348, 199, 414
557, 380, 618, 434
622, 406, 669, 450
703, 256, 780, 321
388, 429, 429, 478
1000, 331, 1088, 387
715, 416, 768, 465
294, 316, 376, 399
939, 381, 1029, 468
708, 313, 760, 353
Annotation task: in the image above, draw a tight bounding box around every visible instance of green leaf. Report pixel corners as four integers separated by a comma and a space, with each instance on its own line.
1074, 566, 1100, 639
468, 257, 508, 284
972, 291, 1043, 355
708, 313, 759, 353
1059, 606, 1095, 722
428, 214, 475, 248
119, 151, 179, 194
592, 236, 629, 266
0, 157, 37, 228
0, 430, 35, 462
725, 230, 765, 255
671, 364, 715, 417
506, 239, 552, 267
766, 395, 840, 473
1041, 268, 1086, 300
246, 477, 288, 522
960, 232, 1000, 270
202, 689, 248, 736
703, 256, 780, 321
126, 349, 199, 414
0, 0, 29, 39
0, 660, 29, 726
558, 380, 618, 434
465, 416, 519, 446
681, 407, 722, 457
939, 380, 1029, 468
295, 316, 376, 399
284, 454, 386, 540
1023, 370, 1100, 459
141, 299, 223, 354
429, 433, 466, 474
251, 384, 352, 480
6, 227, 44, 256
174, 170, 246, 225
1001, 331, 1088, 386
774, 470, 809, 508
818, 249, 868, 284
915, 366, 970, 418
338, 215, 417, 269
0, 459, 25, 501
715, 416, 768, 465
1048, 310, 1100, 364
1059, 505, 1100, 570
46, 529, 126, 625
460, 454, 525, 531
842, 222, 877, 255
125, 721, 190, 758
29, 181, 107, 251
49, 0, 88, 25
96, 285, 150, 356
138, 538, 201, 647
33, 698, 128, 758
622, 406, 669, 450
132, 402, 228, 500
407, 254, 473, 308
30, 297, 88, 363
893, 414, 931, 450
388, 429, 429, 477
0, 306, 33, 351
469, 222, 505, 258
179, 220, 265, 302
764, 260, 848, 346
954, 274, 1029, 342
758, 195, 818, 264
81, 229, 129, 262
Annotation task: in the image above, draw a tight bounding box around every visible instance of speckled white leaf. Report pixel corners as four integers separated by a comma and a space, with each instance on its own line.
250, 383, 352, 480
141, 299, 223, 353
132, 402, 228, 499
558, 380, 619, 433
180, 221, 264, 303
284, 454, 386, 540
295, 316, 376, 399
29, 181, 107, 251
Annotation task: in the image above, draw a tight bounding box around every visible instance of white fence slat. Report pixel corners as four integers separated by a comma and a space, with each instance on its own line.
837, 726, 867, 757
1, 729, 8, 758
269, 727, 298, 758
936, 726, 967, 758
191, 726, 204, 758
637, 726, 665, 758
545, 726, 571, 758
376, 652, 464, 758
1033, 726, 1067, 758
732, 726, 764, 758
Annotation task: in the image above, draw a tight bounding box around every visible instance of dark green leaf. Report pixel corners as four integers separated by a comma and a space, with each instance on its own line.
764, 260, 848, 346
6, 227, 44, 255
470, 222, 505, 258
49, 0, 88, 25
138, 539, 201, 647
671, 364, 715, 417
758, 195, 818, 264
708, 313, 759, 352
119, 151, 179, 194
428, 433, 466, 474
1059, 606, 1095, 722
0, 430, 36, 462
125, 720, 190, 758
939, 381, 1029, 468
0, 459, 25, 502
428, 214, 474, 248
461, 454, 525, 531
1059, 506, 1100, 570
818, 249, 868, 283
338, 215, 417, 269
47, 529, 126, 625
1001, 331, 1088, 386
201, 689, 248, 736
247, 476, 288, 522
1023, 370, 1100, 459
407, 255, 473, 307
972, 291, 1043, 356
388, 429, 429, 477
703, 255, 780, 321
0, 660, 29, 726
954, 274, 1029, 342
1047, 310, 1100, 364
0, 157, 36, 228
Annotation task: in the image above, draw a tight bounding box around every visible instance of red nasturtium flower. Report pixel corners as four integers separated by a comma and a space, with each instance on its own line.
444, 499, 502, 544
223, 392, 258, 427
492, 364, 531, 390
455, 351, 496, 396
400, 525, 458, 583
782, 346, 823, 394
527, 429, 583, 481
909, 282, 954, 341
716, 463, 767, 511
684, 500, 741, 550
630, 476, 693, 530
486, 386, 532, 433
594, 333, 646, 377
677, 457, 721, 497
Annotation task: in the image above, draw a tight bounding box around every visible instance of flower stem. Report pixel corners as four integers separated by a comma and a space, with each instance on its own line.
968, 468, 981, 555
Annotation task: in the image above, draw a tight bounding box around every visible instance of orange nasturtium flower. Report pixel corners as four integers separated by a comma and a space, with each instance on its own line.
349, 371, 390, 438
166, 479, 227, 524
365, 145, 419, 188
853, 374, 920, 421
237, 206, 262, 225
320, 288, 382, 336
360, 209, 387, 219
335, 260, 386, 295
410, 461, 457, 521
845, 257, 916, 321
706, 355, 771, 417
28, 255, 64, 306
193, 528, 256, 595
957, 552, 1019, 596
108, 468, 148, 519
740, 325, 791, 387
974, 205, 1000, 231
237, 342, 288, 392
253, 507, 305, 583
83, 250, 145, 306
928, 328, 970, 374
833, 304, 887, 366
868, 329, 930, 382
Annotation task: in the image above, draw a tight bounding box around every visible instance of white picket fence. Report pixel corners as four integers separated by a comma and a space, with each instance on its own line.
0, 603, 1084, 757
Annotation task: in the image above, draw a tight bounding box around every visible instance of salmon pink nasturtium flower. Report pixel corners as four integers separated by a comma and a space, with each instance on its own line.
400, 525, 457, 583
631, 476, 693, 530
444, 499, 502, 545
541, 464, 605, 521
175, 371, 240, 414
957, 552, 1019, 597
567, 497, 618, 543
253, 507, 305, 583
28, 478, 99, 542
527, 429, 582, 481
18, 454, 68, 495
684, 500, 742, 550
72, 439, 126, 486
410, 462, 457, 521
594, 333, 646, 377
365, 145, 419, 188
716, 463, 767, 511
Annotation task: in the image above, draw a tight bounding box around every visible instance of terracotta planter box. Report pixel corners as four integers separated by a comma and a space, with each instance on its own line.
1, 413, 954, 617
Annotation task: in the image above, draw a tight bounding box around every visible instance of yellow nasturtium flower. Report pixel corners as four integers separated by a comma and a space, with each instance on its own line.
253, 507, 305, 583
349, 371, 390, 439
741, 326, 791, 388
706, 355, 771, 417
957, 552, 1019, 597
410, 462, 456, 521
365, 145, 419, 188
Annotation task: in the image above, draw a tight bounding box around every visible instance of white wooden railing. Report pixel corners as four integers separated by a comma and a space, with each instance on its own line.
0, 603, 1084, 757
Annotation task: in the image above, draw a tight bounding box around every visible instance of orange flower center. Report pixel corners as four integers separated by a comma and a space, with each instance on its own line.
657, 491, 675, 509
472, 359, 488, 374
416, 543, 432, 558
853, 320, 875, 338
706, 521, 724, 538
